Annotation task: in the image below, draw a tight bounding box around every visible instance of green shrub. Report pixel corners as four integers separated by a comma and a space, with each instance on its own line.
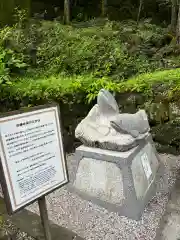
0, 48, 10, 84
4, 19, 163, 78
36, 20, 167, 78
0, 68, 179, 151
36, 21, 132, 78
0, 24, 28, 78
0, 46, 27, 79
0, 68, 180, 152
1, 18, 172, 79
122, 68, 180, 98
2, 68, 180, 111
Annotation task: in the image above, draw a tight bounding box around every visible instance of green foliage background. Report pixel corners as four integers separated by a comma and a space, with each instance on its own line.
0, 9, 180, 153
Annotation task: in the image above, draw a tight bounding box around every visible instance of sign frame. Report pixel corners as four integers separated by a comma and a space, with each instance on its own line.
0, 103, 69, 215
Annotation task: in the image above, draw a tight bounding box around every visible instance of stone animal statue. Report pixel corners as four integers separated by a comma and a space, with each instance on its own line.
75, 89, 150, 151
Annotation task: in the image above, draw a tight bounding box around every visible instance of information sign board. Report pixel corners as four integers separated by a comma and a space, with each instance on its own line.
0, 104, 68, 214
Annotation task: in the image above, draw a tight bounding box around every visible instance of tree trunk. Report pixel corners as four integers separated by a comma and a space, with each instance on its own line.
101, 0, 107, 17
176, 1, 180, 43
64, 0, 70, 24
137, 0, 143, 25
171, 0, 177, 32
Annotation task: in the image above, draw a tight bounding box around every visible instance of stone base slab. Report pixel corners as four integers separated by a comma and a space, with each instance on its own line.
69, 134, 167, 220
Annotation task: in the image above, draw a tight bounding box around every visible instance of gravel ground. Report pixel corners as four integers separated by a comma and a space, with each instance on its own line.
0, 219, 35, 240
25, 153, 180, 240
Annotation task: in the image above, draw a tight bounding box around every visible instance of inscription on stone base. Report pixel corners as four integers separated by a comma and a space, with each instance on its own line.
131, 142, 159, 199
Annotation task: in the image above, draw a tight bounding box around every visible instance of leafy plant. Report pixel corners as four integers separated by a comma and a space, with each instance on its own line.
0, 17, 176, 79
0, 47, 11, 85
35, 20, 165, 79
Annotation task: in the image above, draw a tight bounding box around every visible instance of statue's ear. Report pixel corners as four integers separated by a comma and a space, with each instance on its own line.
97, 89, 119, 113
110, 121, 128, 135
111, 121, 139, 138
87, 104, 99, 120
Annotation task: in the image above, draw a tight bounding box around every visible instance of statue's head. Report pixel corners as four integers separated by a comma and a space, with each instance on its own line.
97, 89, 119, 115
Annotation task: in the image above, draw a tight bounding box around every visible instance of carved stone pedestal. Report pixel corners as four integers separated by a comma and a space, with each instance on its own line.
69, 134, 166, 220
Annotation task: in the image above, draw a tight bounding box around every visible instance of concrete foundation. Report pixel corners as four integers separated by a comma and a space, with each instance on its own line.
69, 134, 166, 220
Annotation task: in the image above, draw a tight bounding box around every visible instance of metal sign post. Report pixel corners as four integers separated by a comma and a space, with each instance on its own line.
38, 196, 52, 240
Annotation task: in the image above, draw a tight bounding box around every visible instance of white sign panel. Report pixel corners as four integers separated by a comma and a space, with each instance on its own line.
141, 153, 152, 180
0, 105, 68, 212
